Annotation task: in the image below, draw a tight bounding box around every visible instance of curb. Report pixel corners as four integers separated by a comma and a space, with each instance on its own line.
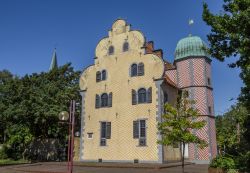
11, 162, 195, 173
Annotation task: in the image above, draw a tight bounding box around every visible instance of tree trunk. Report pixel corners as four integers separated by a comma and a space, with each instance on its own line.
182, 142, 185, 173
22, 148, 27, 160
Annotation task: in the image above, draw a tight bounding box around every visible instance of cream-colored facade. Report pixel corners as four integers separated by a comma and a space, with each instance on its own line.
79, 19, 178, 163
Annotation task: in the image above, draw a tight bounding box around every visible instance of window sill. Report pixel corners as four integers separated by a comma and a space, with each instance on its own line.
96, 80, 107, 83
136, 145, 148, 147
130, 75, 144, 77
135, 102, 151, 105
96, 106, 112, 109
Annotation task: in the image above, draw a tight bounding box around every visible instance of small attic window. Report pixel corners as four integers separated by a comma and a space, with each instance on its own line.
108, 45, 114, 55
123, 42, 129, 52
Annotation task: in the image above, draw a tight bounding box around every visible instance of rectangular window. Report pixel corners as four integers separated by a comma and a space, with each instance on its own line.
207, 77, 211, 86
96, 72, 101, 82
87, 132, 93, 139
208, 106, 212, 115
100, 122, 111, 146
133, 120, 146, 146
132, 89, 137, 105
95, 95, 100, 108
140, 120, 146, 138
147, 87, 152, 103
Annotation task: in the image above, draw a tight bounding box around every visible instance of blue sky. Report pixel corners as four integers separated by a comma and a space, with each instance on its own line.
0, 0, 243, 114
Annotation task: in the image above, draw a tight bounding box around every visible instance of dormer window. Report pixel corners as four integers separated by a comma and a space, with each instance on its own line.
108, 45, 114, 55
123, 42, 129, 52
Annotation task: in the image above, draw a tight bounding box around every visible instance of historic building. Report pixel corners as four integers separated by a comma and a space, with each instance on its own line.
79, 19, 217, 164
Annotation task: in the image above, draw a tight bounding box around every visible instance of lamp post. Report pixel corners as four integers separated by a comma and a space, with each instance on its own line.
59, 100, 76, 173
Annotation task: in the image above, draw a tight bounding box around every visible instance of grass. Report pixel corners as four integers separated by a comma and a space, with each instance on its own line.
0, 159, 29, 166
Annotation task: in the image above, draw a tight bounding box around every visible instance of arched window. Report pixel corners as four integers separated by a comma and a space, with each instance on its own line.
96, 71, 101, 82
101, 93, 108, 107
138, 63, 144, 76
102, 70, 106, 80
108, 45, 114, 55
131, 64, 137, 77
138, 88, 147, 103
123, 42, 129, 52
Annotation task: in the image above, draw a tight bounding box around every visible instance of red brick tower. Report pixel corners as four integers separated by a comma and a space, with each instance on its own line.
174, 36, 217, 163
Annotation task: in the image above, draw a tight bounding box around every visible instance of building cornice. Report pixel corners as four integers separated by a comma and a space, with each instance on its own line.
180, 85, 213, 90
174, 56, 212, 64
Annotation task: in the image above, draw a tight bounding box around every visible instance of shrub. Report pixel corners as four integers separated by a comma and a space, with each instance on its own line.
226, 169, 239, 173
0, 144, 8, 159
210, 155, 235, 170
234, 151, 250, 172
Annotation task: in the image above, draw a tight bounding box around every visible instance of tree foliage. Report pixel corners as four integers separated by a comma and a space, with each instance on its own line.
203, 1, 250, 170
0, 63, 80, 159
202, 0, 250, 110
216, 103, 248, 153
158, 91, 207, 172
215, 103, 250, 171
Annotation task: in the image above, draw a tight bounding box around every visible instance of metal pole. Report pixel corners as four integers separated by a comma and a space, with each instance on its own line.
67, 100, 73, 173
70, 100, 75, 173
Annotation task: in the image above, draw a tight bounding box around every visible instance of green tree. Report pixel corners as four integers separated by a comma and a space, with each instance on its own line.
158, 91, 207, 173
202, 0, 250, 111
215, 103, 250, 171
216, 103, 248, 154
0, 70, 15, 143
0, 63, 80, 159
0, 70, 13, 84
203, 2, 250, 169
5, 125, 33, 160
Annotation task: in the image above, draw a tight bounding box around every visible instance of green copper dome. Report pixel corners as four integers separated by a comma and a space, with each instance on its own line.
175, 36, 210, 61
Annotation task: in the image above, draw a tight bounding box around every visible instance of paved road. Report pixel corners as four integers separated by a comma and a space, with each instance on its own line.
0, 162, 209, 173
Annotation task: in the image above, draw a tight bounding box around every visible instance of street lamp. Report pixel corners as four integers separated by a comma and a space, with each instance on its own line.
59, 100, 76, 173
59, 111, 69, 121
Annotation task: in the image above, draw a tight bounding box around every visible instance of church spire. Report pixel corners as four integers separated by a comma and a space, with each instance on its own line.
49, 48, 58, 71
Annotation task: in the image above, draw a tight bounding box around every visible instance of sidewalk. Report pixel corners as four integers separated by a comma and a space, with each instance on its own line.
50, 161, 194, 169
0, 161, 209, 173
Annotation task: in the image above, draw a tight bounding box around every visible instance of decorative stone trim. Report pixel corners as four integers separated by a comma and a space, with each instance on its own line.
79, 90, 86, 161
154, 79, 164, 163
